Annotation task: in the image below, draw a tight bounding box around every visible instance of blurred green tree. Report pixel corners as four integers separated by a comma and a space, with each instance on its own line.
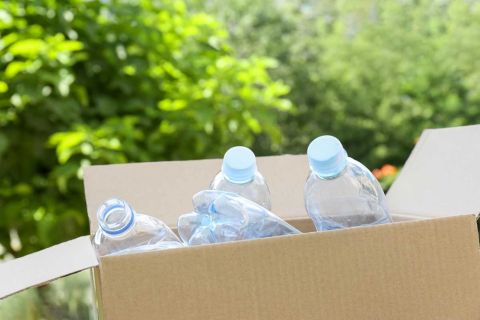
0, 0, 292, 257
193, 0, 480, 167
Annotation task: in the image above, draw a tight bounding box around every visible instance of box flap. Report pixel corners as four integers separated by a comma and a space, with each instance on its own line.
84, 155, 309, 234
97, 214, 480, 320
0, 236, 98, 299
387, 125, 480, 218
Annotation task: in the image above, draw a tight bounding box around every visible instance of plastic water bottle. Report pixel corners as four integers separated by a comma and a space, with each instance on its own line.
210, 146, 271, 210
92, 198, 184, 256
304, 135, 392, 231
177, 190, 300, 246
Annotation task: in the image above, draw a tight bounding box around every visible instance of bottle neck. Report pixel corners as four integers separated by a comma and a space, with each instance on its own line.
98, 199, 136, 237
222, 171, 255, 184
311, 161, 348, 180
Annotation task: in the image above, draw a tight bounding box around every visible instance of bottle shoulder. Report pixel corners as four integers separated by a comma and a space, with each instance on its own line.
307, 158, 374, 182
347, 158, 376, 179
211, 171, 271, 209
305, 158, 384, 198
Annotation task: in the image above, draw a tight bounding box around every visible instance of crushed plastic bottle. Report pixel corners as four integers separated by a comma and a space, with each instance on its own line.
304, 135, 392, 231
93, 198, 184, 256
177, 190, 300, 246
210, 146, 271, 210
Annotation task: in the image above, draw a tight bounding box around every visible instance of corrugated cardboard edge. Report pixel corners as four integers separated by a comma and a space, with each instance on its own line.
285, 215, 420, 232
92, 267, 104, 320
0, 236, 98, 299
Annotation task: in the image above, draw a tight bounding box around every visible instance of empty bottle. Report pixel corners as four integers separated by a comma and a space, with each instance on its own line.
210, 146, 271, 210
304, 135, 391, 231
93, 198, 184, 256
177, 190, 300, 246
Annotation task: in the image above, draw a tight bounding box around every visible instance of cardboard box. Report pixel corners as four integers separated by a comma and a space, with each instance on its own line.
1, 125, 480, 319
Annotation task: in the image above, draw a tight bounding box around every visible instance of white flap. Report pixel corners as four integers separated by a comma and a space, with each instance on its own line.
0, 236, 98, 299
387, 125, 480, 218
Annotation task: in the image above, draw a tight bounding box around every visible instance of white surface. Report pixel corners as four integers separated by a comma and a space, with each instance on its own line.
387, 125, 480, 218
0, 236, 98, 299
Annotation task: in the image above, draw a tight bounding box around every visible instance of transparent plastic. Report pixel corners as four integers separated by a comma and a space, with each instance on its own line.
92, 199, 184, 257
305, 158, 392, 231
178, 190, 300, 246
210, 171, 271, 210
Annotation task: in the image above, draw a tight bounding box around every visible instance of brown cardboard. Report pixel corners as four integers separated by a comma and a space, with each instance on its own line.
2, 124, 480, 320
98, 215, 480, 320
387, 124, 480, 218
84, 154, 309, 233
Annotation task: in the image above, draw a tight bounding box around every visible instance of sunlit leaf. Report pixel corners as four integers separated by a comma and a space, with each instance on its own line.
8, 39, 46, 56
158, 99, 188, 111
55, 40, 84, 52
5, 61, 28, 78
0, 81, 8, 93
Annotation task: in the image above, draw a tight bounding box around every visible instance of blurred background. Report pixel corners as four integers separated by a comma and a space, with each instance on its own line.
0, 0, 479, 318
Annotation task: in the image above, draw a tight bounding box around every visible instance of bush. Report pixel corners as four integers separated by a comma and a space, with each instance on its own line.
0, 0, 291, 257
194, 0, 480, 168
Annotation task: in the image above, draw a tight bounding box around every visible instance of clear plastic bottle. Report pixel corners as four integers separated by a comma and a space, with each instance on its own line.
304, 135, 392, 231
92, 198, 184, 256
210, 146, 271, 210
177, 190, 300, 246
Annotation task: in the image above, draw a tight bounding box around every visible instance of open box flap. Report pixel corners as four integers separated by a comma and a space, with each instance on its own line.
387, 125, 480, 219
0, 236, 98, 299
84, 155, 310, 234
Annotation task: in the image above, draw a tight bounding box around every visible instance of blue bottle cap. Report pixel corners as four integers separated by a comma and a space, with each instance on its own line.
307, 135, 348, 178
222, 146, 257, 183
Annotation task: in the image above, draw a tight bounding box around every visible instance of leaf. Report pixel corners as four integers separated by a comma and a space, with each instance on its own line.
158, 99, 188, 111
49, 131, 87, 164
159, 121, 177, 134
0, 33, 18, 50
0, 81, 8, 93
5, 61, 28, 78
8, 39, 46, 56
55, 40, 84, 52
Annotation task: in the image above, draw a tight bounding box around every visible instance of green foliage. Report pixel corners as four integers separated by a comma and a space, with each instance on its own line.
0, 0, 291, 257
0, 270, 95, 319
195, 0, 480, 168
3, 0, 480, 259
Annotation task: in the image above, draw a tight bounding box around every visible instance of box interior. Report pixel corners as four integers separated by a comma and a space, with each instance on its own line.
83, 153, 424, 237
84, 154, 312, 234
